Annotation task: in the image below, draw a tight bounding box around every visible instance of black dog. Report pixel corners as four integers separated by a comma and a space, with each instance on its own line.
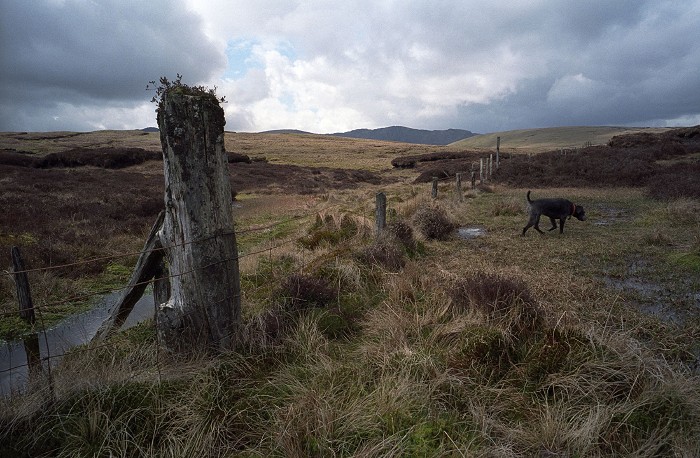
522, 190, 586, 235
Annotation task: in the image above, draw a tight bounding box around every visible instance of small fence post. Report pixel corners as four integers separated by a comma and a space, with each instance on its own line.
471, 170, 476, 189
431, 177, 438, 199
479, 159, 484, 184
375, 192, 387, 234
488, 154, 493, 180
496, 136, 500, 168
455, 173, 463, 202
11, 246, 35, 325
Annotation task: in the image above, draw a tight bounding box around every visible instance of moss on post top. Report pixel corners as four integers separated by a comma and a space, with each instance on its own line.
148, 74, 225, 114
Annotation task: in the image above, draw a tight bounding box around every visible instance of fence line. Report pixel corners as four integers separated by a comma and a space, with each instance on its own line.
0, 228, 306, 319
0, 198, 393, 397
4, 204, 342, 277
0, 235, 303, 379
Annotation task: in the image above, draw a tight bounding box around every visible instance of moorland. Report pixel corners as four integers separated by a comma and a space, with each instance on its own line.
1, 125, 699, 456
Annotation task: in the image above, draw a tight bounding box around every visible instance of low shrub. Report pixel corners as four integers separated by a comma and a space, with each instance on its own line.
276, 273, 337, 311
412, 206, 456, 240
449, 271, 542, 338
357, 233, 406, 271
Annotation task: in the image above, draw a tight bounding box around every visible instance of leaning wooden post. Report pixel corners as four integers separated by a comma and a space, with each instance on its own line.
455, 173, 463, 202
470, 171, 476, 189
431, 177, 438, 199
157, 87, 241, 354
95, 212, 165, 340
11, 246, 35, 325
375, 192, 387, 235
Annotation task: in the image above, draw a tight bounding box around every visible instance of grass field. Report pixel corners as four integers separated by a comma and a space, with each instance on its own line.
451, 126, 672, 152
1, 126, 699, 456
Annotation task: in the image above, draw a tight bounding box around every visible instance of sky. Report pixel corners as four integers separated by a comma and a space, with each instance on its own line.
1, 0, 699, 134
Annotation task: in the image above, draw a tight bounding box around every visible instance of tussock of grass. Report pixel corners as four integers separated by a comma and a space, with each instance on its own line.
412, 205, 457, 240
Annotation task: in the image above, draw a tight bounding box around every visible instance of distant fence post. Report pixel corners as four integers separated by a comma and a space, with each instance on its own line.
488, 154, 493, 180
496, 136, 500, 167
471, 171, 476, 189
375, 192, 386, 234
431, 177, 438, 199
479, 159, 484, 184
11, 246, 35, 325
455, 173, 463, 202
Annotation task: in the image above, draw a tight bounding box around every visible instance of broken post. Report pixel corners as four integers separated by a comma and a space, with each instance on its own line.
375, 192, 386, 234
157, 86, 241, 354
431, 177, 438, 199
11, 246, 35, 325
480, 159, 484, 184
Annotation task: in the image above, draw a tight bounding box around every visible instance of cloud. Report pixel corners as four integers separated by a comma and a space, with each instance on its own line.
1, 0, 699, 133
0, 0, 225, 131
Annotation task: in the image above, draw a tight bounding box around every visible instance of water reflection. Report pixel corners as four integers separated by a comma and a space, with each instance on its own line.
0, 292, 154, 396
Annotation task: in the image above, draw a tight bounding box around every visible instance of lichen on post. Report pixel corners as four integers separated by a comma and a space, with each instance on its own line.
155, 77, 241, 353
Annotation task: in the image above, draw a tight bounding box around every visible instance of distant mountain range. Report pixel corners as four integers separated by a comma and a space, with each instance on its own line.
329, 126, 476, 145
260, 126, 477, 145
144, 125, 478, 146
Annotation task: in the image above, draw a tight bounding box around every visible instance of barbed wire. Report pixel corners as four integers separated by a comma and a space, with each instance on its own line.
0, 231, 302, 319
0, 202, 359, 396
3, 203, 342, 276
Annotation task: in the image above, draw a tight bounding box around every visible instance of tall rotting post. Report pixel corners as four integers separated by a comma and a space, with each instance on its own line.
156, 81, 241, 353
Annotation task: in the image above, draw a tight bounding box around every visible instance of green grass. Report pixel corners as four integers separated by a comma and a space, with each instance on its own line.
452, 126, 671, 151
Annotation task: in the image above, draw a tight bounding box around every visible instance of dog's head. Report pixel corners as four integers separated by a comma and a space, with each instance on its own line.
573, 205, 586, 221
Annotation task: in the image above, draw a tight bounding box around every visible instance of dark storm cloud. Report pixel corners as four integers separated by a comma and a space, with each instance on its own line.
0, 0, 225, 131
1, 0, 699, 133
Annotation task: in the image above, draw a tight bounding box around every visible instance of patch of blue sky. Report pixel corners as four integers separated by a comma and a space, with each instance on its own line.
223, 39, 262, 79
279, 92, 295, 110
223, 39, 299, 80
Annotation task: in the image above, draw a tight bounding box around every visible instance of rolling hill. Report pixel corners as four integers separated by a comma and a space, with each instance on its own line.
450, 126, 671, 151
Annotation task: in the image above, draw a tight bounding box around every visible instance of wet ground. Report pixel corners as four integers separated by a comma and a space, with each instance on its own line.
0, 292, 154, 396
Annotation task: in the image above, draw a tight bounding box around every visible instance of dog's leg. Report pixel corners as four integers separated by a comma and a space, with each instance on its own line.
534, 214, 545, 234
547, 217, 557, 231
522, 212, 538, 235
558, 218, 566, 234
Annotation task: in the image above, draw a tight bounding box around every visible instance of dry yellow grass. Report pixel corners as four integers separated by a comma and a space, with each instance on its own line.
2, 129, 699, 456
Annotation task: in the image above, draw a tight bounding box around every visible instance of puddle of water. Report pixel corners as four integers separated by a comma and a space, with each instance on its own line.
1, 292, 154, 396
457, 227, 487, 239
603, 274, 700, 326
593, 205, 631, 226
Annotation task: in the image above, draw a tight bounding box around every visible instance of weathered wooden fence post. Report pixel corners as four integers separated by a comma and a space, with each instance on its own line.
455, 173, 463, 202
496, 136, 500, 168
156, 87, 241, 354
431, 177, 438, 199
11, 246, 35, 325
488, 154, 493, 180
471, 171, 476, 189
479, 159, 484, 184
375, 192, 386, 234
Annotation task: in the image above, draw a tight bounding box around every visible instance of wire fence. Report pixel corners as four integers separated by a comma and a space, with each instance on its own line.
0, 203, 347, 398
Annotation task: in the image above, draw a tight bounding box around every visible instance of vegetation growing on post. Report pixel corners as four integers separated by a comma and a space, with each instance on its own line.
147, 74, 225, 112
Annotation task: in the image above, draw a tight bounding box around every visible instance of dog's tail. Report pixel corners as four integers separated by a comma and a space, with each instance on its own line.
527, 190, 533, 203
